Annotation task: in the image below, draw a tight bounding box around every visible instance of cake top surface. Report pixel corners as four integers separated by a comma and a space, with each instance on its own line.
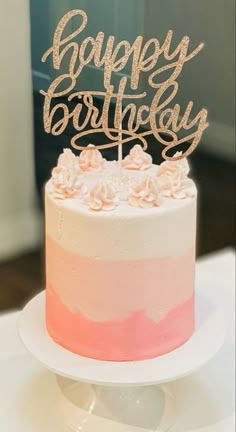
46, 145, 197, 216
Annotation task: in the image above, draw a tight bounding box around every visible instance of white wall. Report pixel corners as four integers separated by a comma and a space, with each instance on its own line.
143, 0, 235, 160
0, 0, 42, 260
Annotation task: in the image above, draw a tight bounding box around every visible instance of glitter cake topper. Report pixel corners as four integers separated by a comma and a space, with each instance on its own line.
41, 9, 208, 161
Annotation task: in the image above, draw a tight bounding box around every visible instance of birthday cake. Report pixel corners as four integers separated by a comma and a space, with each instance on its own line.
40, 7, 209, 361
45, 145, 197, 361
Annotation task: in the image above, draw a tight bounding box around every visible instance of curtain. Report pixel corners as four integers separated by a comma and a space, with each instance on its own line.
0, 0, 41, 260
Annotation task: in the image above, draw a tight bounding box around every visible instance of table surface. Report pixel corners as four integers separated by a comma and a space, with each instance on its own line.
0, 249, 235, 432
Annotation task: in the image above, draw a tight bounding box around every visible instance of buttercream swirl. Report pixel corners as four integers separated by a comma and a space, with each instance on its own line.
86, 181, 118, 211
122, 145, 152, 171
157, 152, 195, 199
52, 166, 81, 199
51, 149, 81, 199
128, 176, 160, 208
79, 144, 105, 171
58, 148, 80, 170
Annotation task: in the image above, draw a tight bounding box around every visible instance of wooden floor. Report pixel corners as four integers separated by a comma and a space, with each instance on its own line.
0, 93, 235, 312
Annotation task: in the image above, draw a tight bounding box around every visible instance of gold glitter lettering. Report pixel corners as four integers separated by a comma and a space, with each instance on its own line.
41, 9, 208, 161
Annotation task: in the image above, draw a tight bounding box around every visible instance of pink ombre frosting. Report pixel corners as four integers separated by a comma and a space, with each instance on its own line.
157, 152, 195, 199
79, 144, 105, 171
122, 145, 152, 170
86, 181, 118, 211
46, 235, 195, 360
51, 149, 81, 199
128, 176, 160, 208
46, 234, 195, 323
46, 285, 194, 361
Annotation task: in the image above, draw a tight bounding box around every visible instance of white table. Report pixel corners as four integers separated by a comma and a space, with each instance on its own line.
0, 249, 235, 432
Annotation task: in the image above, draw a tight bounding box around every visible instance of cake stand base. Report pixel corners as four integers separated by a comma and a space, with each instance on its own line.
19, 289, 225, 431
56, 377, 175, 431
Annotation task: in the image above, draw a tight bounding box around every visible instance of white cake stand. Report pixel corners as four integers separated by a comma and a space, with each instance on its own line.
19, 291, 225, 432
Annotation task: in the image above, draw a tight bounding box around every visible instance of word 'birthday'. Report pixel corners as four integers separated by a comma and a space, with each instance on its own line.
41, 9, 208, 160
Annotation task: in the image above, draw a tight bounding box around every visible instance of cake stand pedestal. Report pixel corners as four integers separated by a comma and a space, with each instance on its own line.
19, 291, 225, 432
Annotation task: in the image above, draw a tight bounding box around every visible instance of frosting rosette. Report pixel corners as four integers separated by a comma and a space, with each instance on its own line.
51, 149, 81, 199
79, 144, 105, 171
122, 145, 152, 171
58, 148, 80, 170
157, 152, 196, 199
51, 166, 81, 199
86, 181, 118, 211
128, 176, 160, 208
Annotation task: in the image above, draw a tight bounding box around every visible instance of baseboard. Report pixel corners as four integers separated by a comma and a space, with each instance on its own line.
0, 208, 43, 261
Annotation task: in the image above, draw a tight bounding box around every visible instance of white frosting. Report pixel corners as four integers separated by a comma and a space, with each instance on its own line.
45, 162, 197, 260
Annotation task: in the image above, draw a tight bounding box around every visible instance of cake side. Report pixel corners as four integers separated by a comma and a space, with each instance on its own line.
45, 147, 197, 361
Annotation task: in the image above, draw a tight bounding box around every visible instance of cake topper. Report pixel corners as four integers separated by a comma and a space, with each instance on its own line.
41, 9, 208, 161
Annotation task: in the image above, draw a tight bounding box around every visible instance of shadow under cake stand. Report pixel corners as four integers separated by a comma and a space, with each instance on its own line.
19, 291, 225, 432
